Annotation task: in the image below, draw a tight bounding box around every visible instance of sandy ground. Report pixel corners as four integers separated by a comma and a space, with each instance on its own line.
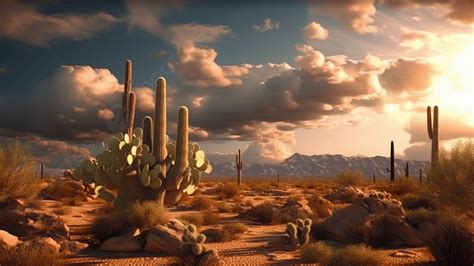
39, 184, 439, 265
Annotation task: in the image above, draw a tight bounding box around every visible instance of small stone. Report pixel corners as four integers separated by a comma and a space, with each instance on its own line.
0, 230, 20, 250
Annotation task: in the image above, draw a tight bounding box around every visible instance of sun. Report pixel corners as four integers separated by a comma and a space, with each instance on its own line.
428, 42, 474, 127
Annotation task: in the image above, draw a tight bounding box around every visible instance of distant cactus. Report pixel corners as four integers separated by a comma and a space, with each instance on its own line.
286, 218, 312, 247
419, 168, 422, 183
404, 161, 409, 177
40, 163, 44, 179
236, 149, 243, 186
386, 141, 395, 181
427, 106, 439, 166
73, 60, 212, 207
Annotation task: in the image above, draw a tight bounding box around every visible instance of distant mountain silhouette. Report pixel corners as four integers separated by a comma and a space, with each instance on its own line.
208, 152, 429, 178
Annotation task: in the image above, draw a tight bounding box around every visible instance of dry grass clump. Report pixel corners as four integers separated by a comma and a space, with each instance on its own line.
180, 211, 220, 226
127, 201, 168, 229
0, 244, 64, 266
335, 169, 365, 186
405, 208, 446, 226
400, 194, 436, 210
428, 221, 474, 266
300, 241, 333, 264
0, 141, 41, 201
53, 205, 73, 216
243, 203, 276, 225
216, 201, 232, 213
430, 140, 474, 209
222, 223, 248, 235
387, 177, 421, 196
191, 195, 214, 210
325, 244, 383, 266
215, 183, 240, 199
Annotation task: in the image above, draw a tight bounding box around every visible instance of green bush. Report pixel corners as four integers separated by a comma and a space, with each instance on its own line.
0, 141, 40, 201
300, 241, 333, 263
430, 140, 474, 208
0, 244, 63, 266
335, 170, 364, 186
428, 221, 474, 266
326, 244, 383, 266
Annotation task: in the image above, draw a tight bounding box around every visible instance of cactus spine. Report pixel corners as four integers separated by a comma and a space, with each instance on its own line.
404, 161, 409, 177
236, 149, 243, 186
386, 141, 395, 181
427, 106, 439, 166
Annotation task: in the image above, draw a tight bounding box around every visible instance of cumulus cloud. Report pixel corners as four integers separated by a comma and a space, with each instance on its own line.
399, 27, 438, 50
303, 21, 329, 40
253, 18, 280, 32
311, 0, 377, 34
97, 108, 115, 120
0, 0, 119, 46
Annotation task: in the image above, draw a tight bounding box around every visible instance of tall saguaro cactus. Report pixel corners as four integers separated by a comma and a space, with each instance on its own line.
236, 149, 243, 186
427, 106, 439, 166
404, 162, 409, 177
386, 141, 395, 181
74, 60, 211, 208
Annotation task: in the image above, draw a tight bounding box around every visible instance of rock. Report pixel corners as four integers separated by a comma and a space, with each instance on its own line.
166, 219, 187, 233
324, 186, 365, 203
59, 240, 88, 254
42, 178, 87, 201
280, 200, 313, 220
308, 196, 333, 218
144, 225, 183, 255
0, 230, 20, 250
201, 228, 224, 243
390, 250, 419, 258
318, 196, 424, 247
0, 198, 69, 239
21, 237, 61, 253
100, 229, 145, 252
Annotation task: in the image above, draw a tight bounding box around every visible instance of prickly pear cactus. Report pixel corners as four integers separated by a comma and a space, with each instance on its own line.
286, 218, 312, 247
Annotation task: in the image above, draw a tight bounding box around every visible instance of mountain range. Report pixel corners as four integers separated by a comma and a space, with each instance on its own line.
208, 153, 430, 179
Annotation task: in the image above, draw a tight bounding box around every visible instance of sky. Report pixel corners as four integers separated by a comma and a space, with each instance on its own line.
0, 0, 473, 169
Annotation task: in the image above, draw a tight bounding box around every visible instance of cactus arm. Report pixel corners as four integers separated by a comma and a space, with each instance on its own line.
154, 78, 168, 176
427, 106, 433, 139
122, 60, 132, 130
165, 106, 189, 190
142, 116, 153, 149
127, 92, 136, 137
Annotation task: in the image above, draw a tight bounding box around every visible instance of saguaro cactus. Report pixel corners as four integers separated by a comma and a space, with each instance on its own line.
427, 106, 439, 166
404, 162, 409, 177
74, 60, 211, 207
419, 168, 422, 183
40, 163, 44, 179
386, 141, 395, 181
236, 149, 243, 186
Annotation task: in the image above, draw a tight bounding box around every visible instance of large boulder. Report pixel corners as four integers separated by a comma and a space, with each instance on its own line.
20, 237, 61, 253
280, 200, 313, 221
42, 178, 88, 201
0, 198, 69, 239
144, 225, 183, 255
0, 230, 20, 250
317, 196, 424, 247
100, 229, 145, 252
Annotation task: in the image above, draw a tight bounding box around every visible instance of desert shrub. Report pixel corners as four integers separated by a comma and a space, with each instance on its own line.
217, 201, 232, 213
180, 213, 205, 226
244, 203, 277, 225
90, 214, 128, 243
300, 241, 333, 264
288, 194, 304, 201
62, 195, 85, 206
400, 194, 436, 210
335, 170, 364, 186
127, 201, 168, 229
222, 223, 248, 235
215, 183, 240, 199
46, 179, 87, 202
0, 141, 40, 201
430, 140, 474, 208
202, 210, 220, 225
428, 221, 474, 266
53, 205, 73, 215
387, 177, 420, 195
191, 196, 214, 210
404, 208, 455, 226
326, 244, 383, 266
0, 244, 63, 266
363, 214, 399, 247
204, 228, 233, 242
